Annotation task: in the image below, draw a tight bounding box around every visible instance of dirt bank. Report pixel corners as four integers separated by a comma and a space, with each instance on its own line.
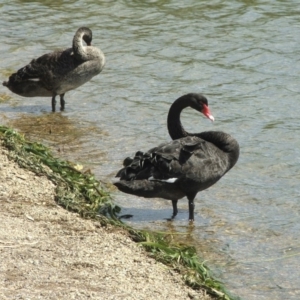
0, 144, 213, 300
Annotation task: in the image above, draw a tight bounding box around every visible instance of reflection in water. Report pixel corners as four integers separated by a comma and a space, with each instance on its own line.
1, 1, 300, 299
7, 112, 108, 165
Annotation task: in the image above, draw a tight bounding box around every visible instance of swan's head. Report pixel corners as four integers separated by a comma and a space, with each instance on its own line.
83, 30, 92, 46
190, 94, 215, 122
77, 27, 93, 46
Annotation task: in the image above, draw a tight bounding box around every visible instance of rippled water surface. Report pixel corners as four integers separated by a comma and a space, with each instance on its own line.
1, 1, 300, 299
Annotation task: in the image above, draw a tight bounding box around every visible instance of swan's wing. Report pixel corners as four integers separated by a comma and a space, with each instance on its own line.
116, 136, 229, 186
8, 49, 74, 88
152, 136, 229, 183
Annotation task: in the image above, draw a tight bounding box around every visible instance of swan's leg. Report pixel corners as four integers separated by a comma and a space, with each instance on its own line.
187, 195, 195, 221
171, 200, 178, 218
166, 200, 178, 221
60, 93, 65, 111
51, 95, 57, 112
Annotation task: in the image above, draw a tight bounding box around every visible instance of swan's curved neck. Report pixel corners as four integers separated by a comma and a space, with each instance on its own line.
72, 29, 90, 61
167, 96, 190, 140
167, 95, 240, 170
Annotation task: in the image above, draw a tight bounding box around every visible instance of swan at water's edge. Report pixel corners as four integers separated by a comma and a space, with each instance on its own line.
114, 93, 239, 221
3, 27, 105, 112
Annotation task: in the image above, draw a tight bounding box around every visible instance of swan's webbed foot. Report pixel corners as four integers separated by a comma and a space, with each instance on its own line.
60, 93, 65, 111
52, 95, 57, 112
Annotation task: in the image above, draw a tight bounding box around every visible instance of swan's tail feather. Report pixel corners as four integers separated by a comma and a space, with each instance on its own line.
2, 58, 53, 97
9, 63, 40, 83
2, 76, 52, 97
114, 179, 185, 200
114, 180, 161, 198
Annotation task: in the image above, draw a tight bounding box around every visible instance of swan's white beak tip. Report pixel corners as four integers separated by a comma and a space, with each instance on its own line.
209, 115, 215, 122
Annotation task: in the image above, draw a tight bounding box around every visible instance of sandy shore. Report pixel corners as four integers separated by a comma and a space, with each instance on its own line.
0, 143, 214, 300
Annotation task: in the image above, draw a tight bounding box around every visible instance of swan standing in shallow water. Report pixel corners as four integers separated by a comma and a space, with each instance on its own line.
3, 27, 105, 112
114, 93, 239, 221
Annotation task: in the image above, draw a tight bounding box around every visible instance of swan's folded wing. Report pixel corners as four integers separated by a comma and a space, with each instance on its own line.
147, 137, 202, 179
115, 135, 229, 186
152, 136, 229, 183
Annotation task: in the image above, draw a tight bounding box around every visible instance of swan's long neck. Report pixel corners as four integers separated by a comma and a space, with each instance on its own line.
167, 96, 190, 140
167, 95, 240, 170
72, 28, 91, 61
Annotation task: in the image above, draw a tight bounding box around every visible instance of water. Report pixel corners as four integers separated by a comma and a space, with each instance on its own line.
1, 1, 300, 299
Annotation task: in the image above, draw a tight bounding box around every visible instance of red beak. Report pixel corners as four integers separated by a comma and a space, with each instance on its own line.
202, 104, 215, 122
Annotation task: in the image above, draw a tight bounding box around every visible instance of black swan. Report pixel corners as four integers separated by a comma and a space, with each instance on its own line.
2, 27, 105, 112
114, 93, 239, 221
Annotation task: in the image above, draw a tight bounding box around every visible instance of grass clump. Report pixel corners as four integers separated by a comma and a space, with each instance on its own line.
128, 229, 234, 299
0, 125, 120, 221
0, 125, 236, 300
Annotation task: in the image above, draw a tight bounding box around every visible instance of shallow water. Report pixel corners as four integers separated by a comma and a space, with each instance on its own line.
1, 1, 300, 299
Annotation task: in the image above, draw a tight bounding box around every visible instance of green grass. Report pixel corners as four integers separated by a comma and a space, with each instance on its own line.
0, 125, 237, 300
